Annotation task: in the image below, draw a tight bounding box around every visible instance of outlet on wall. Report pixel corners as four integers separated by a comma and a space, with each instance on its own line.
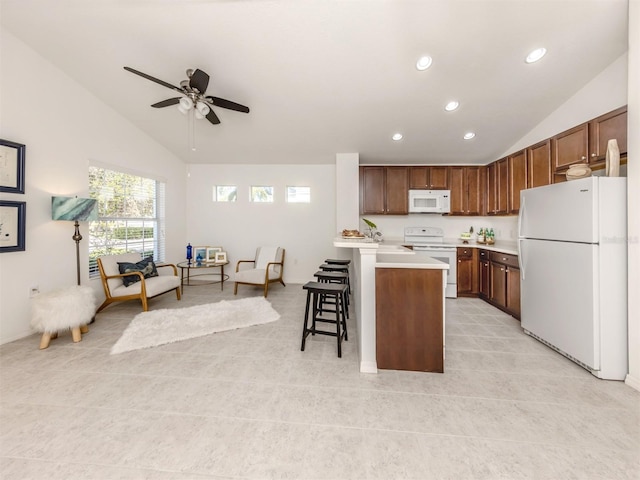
29, 285, 40, 297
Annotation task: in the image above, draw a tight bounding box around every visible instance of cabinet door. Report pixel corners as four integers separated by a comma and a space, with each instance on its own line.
486, 162, 497, 215
506, 266, 521, 319
456, 247, 477, 295
360, 167, 385, 214
409, 167, 428, 189
490, 262, 507, 308
479, 260, 490, 298
448, 167, 465, 214
553, 123, 589, 171
527, 140, 552, 188
466, 167, 483, 216
508, 150, 526, 214
429, 167, 449, 189
385, 167, 409, 214
589, 106, 627, 164
496, 158, 509, 215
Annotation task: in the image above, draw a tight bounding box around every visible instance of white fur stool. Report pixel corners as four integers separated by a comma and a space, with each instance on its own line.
30, 285, 96, 349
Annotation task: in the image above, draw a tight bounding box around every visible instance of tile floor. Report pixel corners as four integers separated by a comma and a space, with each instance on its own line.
1, 283, 639, 479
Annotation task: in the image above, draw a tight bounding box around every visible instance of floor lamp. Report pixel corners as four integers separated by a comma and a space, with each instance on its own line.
51, 196, 98, 286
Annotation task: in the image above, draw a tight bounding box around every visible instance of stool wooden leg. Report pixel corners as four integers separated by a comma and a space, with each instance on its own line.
335, 294, 342, 358
39, 333, 52, 350
71, 327, 82, 343
301, 290, 312, 351
80, 324, 89, 334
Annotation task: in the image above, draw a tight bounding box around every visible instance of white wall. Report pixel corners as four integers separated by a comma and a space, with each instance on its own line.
359, 214, 518, 243
185, 163, 337, 284
0, 30, 187, 344
500, 53, 628, 157
625, 0, 639, 391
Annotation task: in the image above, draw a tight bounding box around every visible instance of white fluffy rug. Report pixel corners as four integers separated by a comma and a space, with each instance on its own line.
110, 297, 280, 355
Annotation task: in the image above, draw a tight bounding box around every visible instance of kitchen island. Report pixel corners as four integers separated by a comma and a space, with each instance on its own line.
333, 238, 448, 373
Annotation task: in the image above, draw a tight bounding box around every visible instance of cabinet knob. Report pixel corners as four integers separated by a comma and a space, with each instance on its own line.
502, 257, 507, 261
580, 156, 587, 161
591, 153, 597, 158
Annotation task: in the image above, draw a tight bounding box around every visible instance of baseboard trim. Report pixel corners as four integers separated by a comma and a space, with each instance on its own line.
625, 373, 640, 392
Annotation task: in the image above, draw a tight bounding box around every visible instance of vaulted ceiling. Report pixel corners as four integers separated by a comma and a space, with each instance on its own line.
0, 0, 629, 165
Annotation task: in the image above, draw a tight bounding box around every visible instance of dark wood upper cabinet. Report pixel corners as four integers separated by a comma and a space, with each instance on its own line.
589, 106, 627, 164
496, 158, 509, 215
360, 166, 385, 214
486, 162, 497, 215
508, 149, 527, 214
552, 123, 589, 172
360, 166, 408, 215
409, 166, 449, 189
449, 166, 483, 216
385, 167, 409, 214
527, 139, 552, 189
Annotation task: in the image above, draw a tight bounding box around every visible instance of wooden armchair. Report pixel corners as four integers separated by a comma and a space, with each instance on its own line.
234, 247, 286, 297
96, 253, 181, 312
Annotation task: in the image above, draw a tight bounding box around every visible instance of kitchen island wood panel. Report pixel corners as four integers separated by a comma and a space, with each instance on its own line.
375, 267, 444, 372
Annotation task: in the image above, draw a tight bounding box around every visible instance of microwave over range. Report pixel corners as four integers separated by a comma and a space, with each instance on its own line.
408, 189, 451, 214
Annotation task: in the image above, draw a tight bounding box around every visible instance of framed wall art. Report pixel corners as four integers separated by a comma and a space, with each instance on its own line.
0, 200, 26, 252
0, 139, 26, 194
214, 251, 227, 263
206, 246, 222, 262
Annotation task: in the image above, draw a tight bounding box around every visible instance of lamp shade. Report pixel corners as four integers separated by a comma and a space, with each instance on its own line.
51, 196, 98, 221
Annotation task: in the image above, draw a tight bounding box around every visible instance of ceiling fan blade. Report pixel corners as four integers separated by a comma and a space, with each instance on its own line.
151, 97, 182, 108
189, 69, 209, 94
124, 67, 182, 92
205, 109, 221, 125
206, 96, 250, 113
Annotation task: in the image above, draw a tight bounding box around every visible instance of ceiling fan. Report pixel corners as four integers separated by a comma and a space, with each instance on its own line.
123, 66, 250, 125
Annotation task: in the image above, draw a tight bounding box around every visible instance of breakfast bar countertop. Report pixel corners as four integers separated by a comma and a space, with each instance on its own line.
376, 253, 449, 269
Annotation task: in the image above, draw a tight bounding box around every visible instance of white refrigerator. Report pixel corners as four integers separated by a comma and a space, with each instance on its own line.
518, 177, 628, 380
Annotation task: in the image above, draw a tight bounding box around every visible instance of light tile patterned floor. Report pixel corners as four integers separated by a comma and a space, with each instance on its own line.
1, 284, 639, 479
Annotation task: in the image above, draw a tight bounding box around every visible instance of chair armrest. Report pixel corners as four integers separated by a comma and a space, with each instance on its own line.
236, 260, 256, 272
265, 261, 284, 279
156, 263, 178, 276
103, 271, 145, 282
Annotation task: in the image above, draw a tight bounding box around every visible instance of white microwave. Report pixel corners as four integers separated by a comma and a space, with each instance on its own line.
408, 189, 451, 214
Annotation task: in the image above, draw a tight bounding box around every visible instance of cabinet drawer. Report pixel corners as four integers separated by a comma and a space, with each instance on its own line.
478, 249, 489, 260
457, 247, 473, 259
490, 251, 518, 268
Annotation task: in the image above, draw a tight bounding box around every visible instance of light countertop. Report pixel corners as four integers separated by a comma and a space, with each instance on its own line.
334, 237, 518, 255
376, 253, 449, 269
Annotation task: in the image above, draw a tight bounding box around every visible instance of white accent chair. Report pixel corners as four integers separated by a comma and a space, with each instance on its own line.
96, 253, 181, 312
234, 247, 285, 297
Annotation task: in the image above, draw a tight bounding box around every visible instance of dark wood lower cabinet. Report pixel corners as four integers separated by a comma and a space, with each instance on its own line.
457, 247, 478, 296
478, 250, 490, 299
376, 267, 444, 372
490, 262, 507, 308
486, 251, 521, 319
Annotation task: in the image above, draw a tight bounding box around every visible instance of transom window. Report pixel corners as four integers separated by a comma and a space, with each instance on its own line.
214, 186, 237, 202
250, 186, 274, 203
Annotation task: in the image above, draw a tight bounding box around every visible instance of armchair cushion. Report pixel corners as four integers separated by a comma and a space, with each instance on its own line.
118, 256, 159, 286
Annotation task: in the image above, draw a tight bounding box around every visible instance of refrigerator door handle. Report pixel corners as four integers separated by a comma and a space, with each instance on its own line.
518, 238, 525, 280
518, 196, 525, 239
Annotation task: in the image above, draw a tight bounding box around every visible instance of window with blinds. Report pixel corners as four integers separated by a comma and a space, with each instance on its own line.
88, 166, 166, 277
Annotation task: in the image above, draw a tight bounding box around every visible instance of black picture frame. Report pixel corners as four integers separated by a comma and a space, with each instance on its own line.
0, 200, 26, 253
0, 139, 26, 194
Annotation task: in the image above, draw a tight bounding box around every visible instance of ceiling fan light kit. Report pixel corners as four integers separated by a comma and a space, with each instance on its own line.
123, 66, 250, 126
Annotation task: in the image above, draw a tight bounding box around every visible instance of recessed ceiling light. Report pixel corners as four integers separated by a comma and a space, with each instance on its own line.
525, 47, 547, 64
416, 56, 432, 71
392, 133, 403, 141
463, 132, 475, 140
445, 101, 459, 112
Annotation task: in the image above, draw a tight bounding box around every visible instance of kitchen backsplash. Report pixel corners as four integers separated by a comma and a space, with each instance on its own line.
358, 214, 519, 242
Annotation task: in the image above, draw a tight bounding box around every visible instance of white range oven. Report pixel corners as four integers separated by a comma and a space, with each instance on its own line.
404, 226, 457, 298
